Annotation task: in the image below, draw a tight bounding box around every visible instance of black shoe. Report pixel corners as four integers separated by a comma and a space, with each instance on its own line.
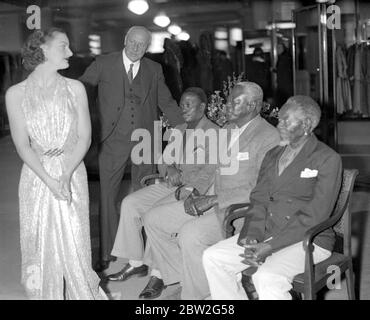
94, 260, 111, 273
94, 256, 117, 273
106, 263, 148, 281
139, 276, 166, 299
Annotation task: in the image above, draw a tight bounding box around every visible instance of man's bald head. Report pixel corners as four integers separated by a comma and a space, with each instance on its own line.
124, 26, 151, 62
233, 81, 263, 108
226, 81, 264, 125
125, 26, 152, 44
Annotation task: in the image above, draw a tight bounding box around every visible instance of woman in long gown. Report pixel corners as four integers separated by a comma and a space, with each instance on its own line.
5, 28, 107, 300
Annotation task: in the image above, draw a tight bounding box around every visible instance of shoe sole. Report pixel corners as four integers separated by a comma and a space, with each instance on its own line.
108, 271, 149, 282
139, 286, 167, 300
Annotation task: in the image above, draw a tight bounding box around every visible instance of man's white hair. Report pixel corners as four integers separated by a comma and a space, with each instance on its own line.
124, 26, 152, 45
285, 95, 321, 130
234, 81, 264, 112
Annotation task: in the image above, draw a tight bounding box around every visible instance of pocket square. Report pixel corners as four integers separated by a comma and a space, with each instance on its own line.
300, 168, 318, 178
236, 152, 249, 161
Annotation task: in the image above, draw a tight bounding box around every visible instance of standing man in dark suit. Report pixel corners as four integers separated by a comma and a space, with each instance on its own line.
79, 26, 183, 271
203, 95, 342, 299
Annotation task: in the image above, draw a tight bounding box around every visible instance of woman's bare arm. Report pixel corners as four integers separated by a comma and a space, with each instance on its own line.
6, 84, 66, 200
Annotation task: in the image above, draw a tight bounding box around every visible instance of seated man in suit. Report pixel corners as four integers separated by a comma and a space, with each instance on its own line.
143, 82, 280, 299
106, 87, 218, 298
202, 95, 342, 300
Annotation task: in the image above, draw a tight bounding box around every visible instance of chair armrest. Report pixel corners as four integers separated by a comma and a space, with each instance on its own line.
301, 202, 348, 299
302, 200, 348, 253
140, 173, 163, 187
223, 203, 252, 238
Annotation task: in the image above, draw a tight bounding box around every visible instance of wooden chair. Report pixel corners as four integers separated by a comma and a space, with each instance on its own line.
224, 169, 359, 300
140, 173, 164, 187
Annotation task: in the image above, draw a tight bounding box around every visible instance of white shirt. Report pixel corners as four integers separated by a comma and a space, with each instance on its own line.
122, 49, 140, 80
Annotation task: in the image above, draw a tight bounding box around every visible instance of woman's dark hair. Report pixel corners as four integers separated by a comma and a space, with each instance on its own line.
21, 27, 66, 71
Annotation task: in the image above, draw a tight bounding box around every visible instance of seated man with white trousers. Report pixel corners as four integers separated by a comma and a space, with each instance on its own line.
202, 96, 342, 300
143, 82, 280, 300
106, 87, 218, 299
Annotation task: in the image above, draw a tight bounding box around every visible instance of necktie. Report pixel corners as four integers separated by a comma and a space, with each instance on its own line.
128, 63, 134, 84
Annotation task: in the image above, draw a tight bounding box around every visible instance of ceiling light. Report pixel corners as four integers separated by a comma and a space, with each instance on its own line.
167, 24, 182, 36
154, 12, 171, 27
88, 34, 100, 41
128, 0, 149, 15
275, 22, 296, 29
177, 31, 190, 41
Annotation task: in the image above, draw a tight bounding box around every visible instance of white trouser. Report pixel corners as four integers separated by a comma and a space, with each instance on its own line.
202, 234, 331, 300
111, 183, 176, 261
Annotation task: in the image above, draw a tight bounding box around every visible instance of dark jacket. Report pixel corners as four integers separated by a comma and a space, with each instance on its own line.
238, 135, 342, 253
79, 52, 183, 142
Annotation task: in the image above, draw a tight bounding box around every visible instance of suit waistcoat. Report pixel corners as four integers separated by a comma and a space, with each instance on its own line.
116, 64, 143, 135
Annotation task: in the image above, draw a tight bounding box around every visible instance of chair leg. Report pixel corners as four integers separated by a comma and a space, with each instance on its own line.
345, 264, 356, 300
241, 274, 259, 300
303, 286, 316, 300
289, 289, 302, 300
303, 291, 316, 300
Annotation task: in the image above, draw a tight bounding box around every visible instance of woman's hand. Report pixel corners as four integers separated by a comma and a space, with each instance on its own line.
59, 173, 72, 205
46, 176, 68, 202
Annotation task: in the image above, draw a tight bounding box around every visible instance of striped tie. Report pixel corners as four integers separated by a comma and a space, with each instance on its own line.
128, 63, 134, 84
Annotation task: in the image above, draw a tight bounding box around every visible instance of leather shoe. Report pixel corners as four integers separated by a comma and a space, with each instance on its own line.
94, 260, 111, 273
106, 263, 148, 281
139, 276, 166, 299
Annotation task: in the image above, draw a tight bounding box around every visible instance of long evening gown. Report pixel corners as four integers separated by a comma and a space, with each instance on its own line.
18, 73, 107, 300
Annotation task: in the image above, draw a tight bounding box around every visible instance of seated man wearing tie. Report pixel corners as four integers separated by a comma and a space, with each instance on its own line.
106, 87, 219, 299
202, 95, 342, 300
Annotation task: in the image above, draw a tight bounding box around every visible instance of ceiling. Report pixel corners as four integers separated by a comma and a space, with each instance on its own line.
0, 0, 250, 30
0, 0, 325, 31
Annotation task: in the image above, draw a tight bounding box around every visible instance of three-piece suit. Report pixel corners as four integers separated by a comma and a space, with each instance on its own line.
79, 52, 183, 261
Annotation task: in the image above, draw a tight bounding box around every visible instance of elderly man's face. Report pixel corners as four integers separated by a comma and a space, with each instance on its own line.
125, 29, 150, 62
226, 86, 252, 123
180, 93, 204, 123
277, 104, 305, 146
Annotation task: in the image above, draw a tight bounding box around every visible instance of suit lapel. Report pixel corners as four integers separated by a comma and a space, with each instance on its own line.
114, 53, 125, 104
272, 135, 318, 190
271, 146, 285, 181
139, 58, 153, 105
236, 115, 263, 151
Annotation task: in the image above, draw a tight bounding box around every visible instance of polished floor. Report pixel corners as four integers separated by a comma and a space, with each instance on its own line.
1, 134, 370, 300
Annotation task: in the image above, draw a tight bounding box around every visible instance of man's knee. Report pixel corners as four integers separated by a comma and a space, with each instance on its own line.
120, 193, 140, 218
178, 220, 201, 250
143, 206, 162, 230
252, 269, 291, 293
